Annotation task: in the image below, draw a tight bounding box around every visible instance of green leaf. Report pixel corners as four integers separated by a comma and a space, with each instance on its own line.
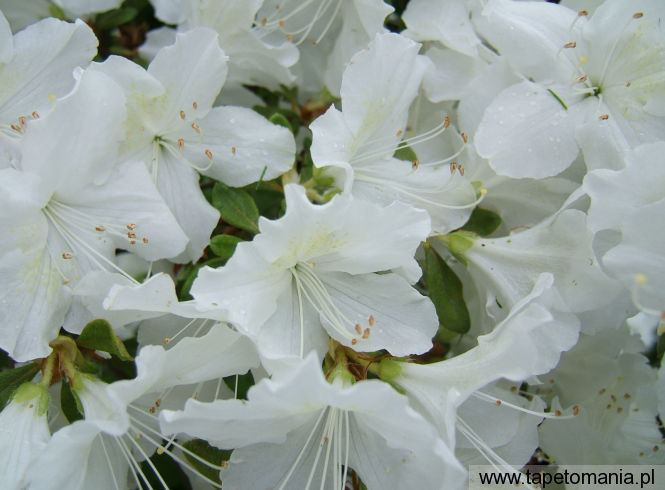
462, 207, 502, 236
77, 319, 133, 361
657, 334, 665, 364
179, 257, 227, 301
209, 234, 243, 260
268, 112, 293, 132
60, 379, 84, 423
393, 145, 418, 163
422, 244, 471, 336
182, 439, 232, 484
212, 182, 260, 233
223, 371, 255, 400
95, 7, 139, 30
0, 362, 40, 411
140, 447, 192, 489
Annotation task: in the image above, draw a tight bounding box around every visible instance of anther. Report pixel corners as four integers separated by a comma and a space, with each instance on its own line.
10, 124, 20, 132
127, 232, 136, 239
149, 407, 155, 414
510, 386, 518, 392
599, 114, 609, 120
461, 132, 468, 143
599, 388, 606, 394
221, 461, 229, 469
95, 226, 106, 232
633, 12, 643, 19
137, 433, 143, 439
626, 81, 631, 87
355, 324, 362, 335
63, 279, 70, 285
312, 40, 317, 45
127, 223, 137, 230
362, 328, 370, 339
444, 115, 451, 128
178, 138, 184, 150
369, 315, 375, 326
129, 240, 136, 245
142, 237, 149, 243
411, 159, 419, 169
494, 400, 502, 406
555, 410, 562, 417
32, 111, 40, 119
179, 110, 186, 120
286, 34, 293, 42
261, 17, 267, 26
18, 116, 26, 130
610, 394, 617, 402
157, 447, 164, 455
450, 162, 457, 174
205, 149, 213, 160
396, 130, 403, 137
573, 405, 580, 416
191, 122, 201, 133
564, 41, 577, 49
192, 101, 198, 110
624, 393, 631, 399
324, 436, 329, 443
279, 20, 285, 28
155, 398, 162, 407
578, 10, 588, 16
62, 253, 73, 259
163, 338, 170, 344
231, 146, 237, 155
617, 407, 623, 413
458, 164, 465, 176
351, 339, 358, 345
654, 446, 660, 452
575, 74, 588, 83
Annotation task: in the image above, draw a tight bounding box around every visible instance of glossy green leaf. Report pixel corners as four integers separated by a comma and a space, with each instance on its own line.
269, 112, 293, 132
422, 244, 470, 336
60, 378, 84, 423
223, 371, 255, 400
77, 319, 133, 361
209, 234, 243, 260
212, 182, 260, 233
462, 207, 502, 237
183, 439, 232, 484
0, 362, 40, 411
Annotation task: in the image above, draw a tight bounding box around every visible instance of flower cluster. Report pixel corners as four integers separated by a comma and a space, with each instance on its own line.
0, 0, 664, 488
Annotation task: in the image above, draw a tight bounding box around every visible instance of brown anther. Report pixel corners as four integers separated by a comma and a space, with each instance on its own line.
555, 410, 562, 417
142, 237, 149, 244
411, 159, 419, 169
178, 138, 184, 150
617, 407, 623, 413
606, 404, 612, 409
62, 253, 73, 259
633, 12, 643, 19
149, 407, 155, 414
179, 110, 186, 120
495, 400, 502, 406
576, 74, 588, 83
654, 446, 660, 452
362, 328, 370, 339
163, 338, 171, 344
156, 447, 164, 455
205, 149, 213, 160
578, 9, 588, 16
624, 393, 631, 399
599, 388, 606, 394
310, 262, 315, 267
461, 132, 468, 143
63, 279, 70, 285
610, 394, 617, 402
221, 461, 229, 469
127, 223, 137, 230
396, 130, 403, 137
29, 404, 34, 408
231, 146, 237, 155
355, 324, 362, 335
129, 240, 136, 245
510, 386, 518, 393
279, 20, 285, 28
10, 124, 20, 132
261, 17, 267, 26
155, 398, 162, 407
626, 81, 631, 87
444, 115, 451, 128
192, 101, 198, 110
324, 436, 329, 443
127, 232, 137, 239
95, 226, 106, 232
599, 114, 609, 120
573, 405, 580, 416
617, 376, 623, 381
312, 40, 317, 45
286, 34, 293, 42
191, 122, 201, 133
458, 164, 465, 176
137, 433, 143, 439
450, 162, 457, 174
18, 116, 26, 129
32, 111, 40, 119
563, 41, 577, 49
351, 339, 358, 345
640, 452, 645, 457
368, 315, 375, 326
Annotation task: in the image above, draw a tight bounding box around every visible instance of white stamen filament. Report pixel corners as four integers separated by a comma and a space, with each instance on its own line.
161, 139, 214, 173
258, 0, 343, 46
472, 391, 576, 420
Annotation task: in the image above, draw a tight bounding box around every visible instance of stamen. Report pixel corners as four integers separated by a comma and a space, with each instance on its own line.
564, 41, 577, 49
633, 12, 643, 19
179, 110, 186, 120
191, 122, 201, 133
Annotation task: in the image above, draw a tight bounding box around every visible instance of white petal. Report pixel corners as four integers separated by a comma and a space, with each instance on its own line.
193, 106, 295, 186
54, 0, 122, 16
0, 10, 12, 63
138, 26, 177, 61
475, 81, 583, 178
320, 271, 437, 356
422, 46, 485, 102
147, 27, 228, 124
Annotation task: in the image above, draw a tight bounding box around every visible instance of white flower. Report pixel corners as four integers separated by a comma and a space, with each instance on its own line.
0, 69, 188, 361
310, 32, 479, 234
160, 353, 466, 490
191, 183, 436, 360
474, 0, 665, 178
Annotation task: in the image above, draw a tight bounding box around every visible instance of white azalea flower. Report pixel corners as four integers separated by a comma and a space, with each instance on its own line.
191, 183, 436, 360
310, 32, 479, 234
0, 69, 188, 361
160, 353, 466, 490
143, 0, 298, 91
0, 382, 51, 489
93, 27, 296, 262
28, 326, 258, 489
474, 0, 665, 178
